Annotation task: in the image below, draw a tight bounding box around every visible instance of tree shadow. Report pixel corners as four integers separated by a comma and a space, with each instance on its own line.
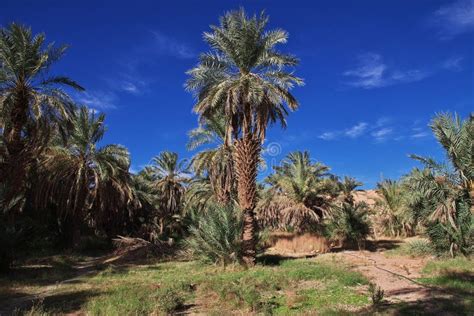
7, 289, 101, 314
364, 239, 403, 252
257, 253, 317, 266
357, 270, 474, 315
257, 254, 290, 266
365, 293, 472, 315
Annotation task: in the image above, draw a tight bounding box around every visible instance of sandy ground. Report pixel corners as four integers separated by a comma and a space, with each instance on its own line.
335, 250, 431, 303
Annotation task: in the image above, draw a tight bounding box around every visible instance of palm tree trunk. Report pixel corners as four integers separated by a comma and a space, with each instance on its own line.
233, 135, 260, 265
210, 149, 233, 205
2, 87, 29, 215
72, 212, 82, 249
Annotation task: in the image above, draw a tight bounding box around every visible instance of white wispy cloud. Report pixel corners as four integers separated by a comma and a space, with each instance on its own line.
319, 121, 370, 140
343, 53, 430, 89
121, 81, 140, 94
76, 91, 117, 110
319, 117, 434, 143
151, 31, 194, 59
345, 122, 368, 138
410, 126, 430, 139
371, 127, 393, 141
318, 131, 339, 140
442, 56, 464, 71
411, 131, 430, 138
375, 117, 391, 127
433, 0, 474, 39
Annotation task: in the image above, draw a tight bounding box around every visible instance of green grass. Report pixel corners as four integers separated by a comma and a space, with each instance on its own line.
8, 256, 370, 315
4, 252, 473, 315
418, 257, 474, 292
385, 238, 434, 258
84, 258, 370, 314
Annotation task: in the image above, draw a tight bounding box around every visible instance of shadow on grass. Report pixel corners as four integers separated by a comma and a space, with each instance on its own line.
257, 254, 291, 266
365, 239, 403, 252
257, 253, 317, 266
11, 289, 101, 314
364, 293, 473, 315
1, 265, 77, 287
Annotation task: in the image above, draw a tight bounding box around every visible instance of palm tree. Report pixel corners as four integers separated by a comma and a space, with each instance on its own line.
0, 23, 83, 214
337, 176, 363, 204
405, 112, 473, 255
186, 9, 303, 265
374, 180, 415, 237
147, 151, 188, 236
325, 202, 370, 249
429, 113, 473, 213
36, 106, 132, 247
187, 113, 233, 205
258, 151, 338, 232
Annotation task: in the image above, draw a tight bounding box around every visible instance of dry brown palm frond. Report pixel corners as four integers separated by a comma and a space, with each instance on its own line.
430, 197, 459, 231
256, 194, 324, 232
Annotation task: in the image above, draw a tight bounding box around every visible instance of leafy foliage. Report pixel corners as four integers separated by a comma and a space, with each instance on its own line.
0, 23, 83, 213
34, 106, 133, 245
324, 202, 371, 249
187, 113, 234, 205
185, 204, 242, 265
368, 282, 385, 306
185, 8, 304, 145
257, 151, 339, 232
373, 180, 417, 238
405, 113, 473, 256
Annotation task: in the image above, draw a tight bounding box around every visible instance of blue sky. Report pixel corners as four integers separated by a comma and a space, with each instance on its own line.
2, 0, 473, 188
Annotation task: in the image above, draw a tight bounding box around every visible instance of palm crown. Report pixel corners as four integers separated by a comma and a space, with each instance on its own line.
0, 23, 83, 137
38, 107, 132, 218
186, 9, 304, 144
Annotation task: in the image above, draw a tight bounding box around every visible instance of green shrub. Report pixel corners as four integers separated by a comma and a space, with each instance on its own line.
368, 282, 384, 305
324, 202, 370, 249
205, 276, 270, 312
184, 204, 242, 265
406, 239, 434, 257
156, 287, 185, 314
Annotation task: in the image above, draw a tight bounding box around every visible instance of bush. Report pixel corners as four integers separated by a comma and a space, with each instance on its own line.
184, 204, 242, 265
324, 202, 371, 249
426, 198, 472, 256
205, 276, 273, 312
156, 287, 184, 314
406, 239, 434, 257
368, 282, 384, 305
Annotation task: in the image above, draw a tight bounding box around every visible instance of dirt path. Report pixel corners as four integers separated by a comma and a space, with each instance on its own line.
336, 250, 432, 303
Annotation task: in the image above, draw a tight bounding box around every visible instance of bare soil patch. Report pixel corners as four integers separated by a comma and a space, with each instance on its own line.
336, 250, 431, 303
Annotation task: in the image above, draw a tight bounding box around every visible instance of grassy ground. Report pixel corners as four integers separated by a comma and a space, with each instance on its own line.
2, 255, 370, 315
1, 250, 472, 315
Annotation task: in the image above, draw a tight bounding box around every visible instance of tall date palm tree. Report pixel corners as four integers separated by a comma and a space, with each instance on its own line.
37, 107, 132, 247
148, 151, 188, 235
0, 23, 83, 214
186, 9, 303, 265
